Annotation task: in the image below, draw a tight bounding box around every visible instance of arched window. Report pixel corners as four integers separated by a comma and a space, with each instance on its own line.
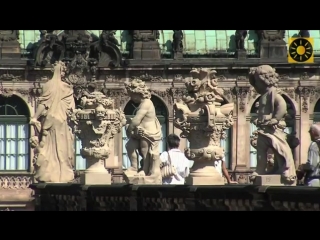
0, 95, 30, 171
122, 95, 168, 169
249, 95, 296, 168
74, 99, 86, 170
314, 99, 320, 123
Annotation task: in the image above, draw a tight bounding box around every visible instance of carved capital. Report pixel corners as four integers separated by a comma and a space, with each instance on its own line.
296, 87, 312, 113
232, 87, 250, 112
170, 88, 187, 101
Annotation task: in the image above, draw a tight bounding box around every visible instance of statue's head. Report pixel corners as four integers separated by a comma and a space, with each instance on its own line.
95, 104, 106, 120
52, 61, 67, 78
249, 65, 279, 94
124, 79, 151, 103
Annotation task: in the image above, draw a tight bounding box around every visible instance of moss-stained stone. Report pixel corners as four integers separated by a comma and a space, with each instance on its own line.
18, 30, 320, 55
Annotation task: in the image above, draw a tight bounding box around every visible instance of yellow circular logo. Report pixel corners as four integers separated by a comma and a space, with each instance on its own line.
289, 38, 313, 62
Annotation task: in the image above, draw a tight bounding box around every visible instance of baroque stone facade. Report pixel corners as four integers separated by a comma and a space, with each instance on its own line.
1, 30, 320, 209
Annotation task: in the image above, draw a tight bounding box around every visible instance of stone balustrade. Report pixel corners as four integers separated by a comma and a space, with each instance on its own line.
29, 184, 320, 211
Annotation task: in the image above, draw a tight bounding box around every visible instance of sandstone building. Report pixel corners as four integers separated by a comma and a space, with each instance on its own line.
0, 30, 319, 210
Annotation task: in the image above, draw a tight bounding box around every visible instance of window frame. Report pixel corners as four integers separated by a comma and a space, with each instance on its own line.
0, 105, 30, 172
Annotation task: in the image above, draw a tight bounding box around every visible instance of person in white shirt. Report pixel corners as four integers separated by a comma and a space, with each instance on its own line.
214, 156, 238, 184
160, 134, 190, 185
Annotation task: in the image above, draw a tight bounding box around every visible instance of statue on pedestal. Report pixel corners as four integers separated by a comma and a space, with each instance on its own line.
249, 65, 297, 186
69, 84, 126, 184
172, 30, 183, 59
123, 79, 162, 184
174, 68, 234, 185
29, 61, 75, 183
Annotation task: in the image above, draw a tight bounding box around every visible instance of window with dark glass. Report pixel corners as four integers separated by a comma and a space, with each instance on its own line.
0, 95, 30, 171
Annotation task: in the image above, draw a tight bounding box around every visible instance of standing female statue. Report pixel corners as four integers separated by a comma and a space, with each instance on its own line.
30, 61, 75, 183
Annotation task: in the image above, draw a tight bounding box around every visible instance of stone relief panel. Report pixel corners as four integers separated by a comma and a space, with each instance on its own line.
0, 175, 32, 189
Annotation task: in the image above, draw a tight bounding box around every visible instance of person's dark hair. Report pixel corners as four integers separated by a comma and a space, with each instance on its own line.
167, 134, 180, 149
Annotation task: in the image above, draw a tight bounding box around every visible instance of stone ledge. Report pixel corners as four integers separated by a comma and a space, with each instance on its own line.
30, 184, 320, 211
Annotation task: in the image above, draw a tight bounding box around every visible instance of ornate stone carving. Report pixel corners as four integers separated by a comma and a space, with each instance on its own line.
250, 88, 259, 100
105, 74, 116, 82
102, 88, 129, 108
309, 87, 320, 103
248, 65, 297, 186
89, 30, 122, 67
0, 73, 22, 81
173, 74, 183, 81
235, 30, 248, 50
300, 72, 309, 81
0, 88, 30, 98
172, 30, 183, 59
151, 88, 173, 105
132, 73, 163, 82
29, 61, 75, 183
279, 74, 290, 81
174, 68, 234, 185
34, 30, 64, 66
123, 79, 163, 184
129, 30, 161, 59
0, 175, 31, 189
233, 87, 250, 112
222, 88, 234, 102
171, 88, 187, 100
237, 76, 247, 81
297, 87, 311, 113
70, 85, 126, 184
280, 87, 295, 99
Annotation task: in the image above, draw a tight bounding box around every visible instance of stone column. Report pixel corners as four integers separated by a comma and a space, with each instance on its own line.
233, 86, 251, 171
297, 87, 312, 165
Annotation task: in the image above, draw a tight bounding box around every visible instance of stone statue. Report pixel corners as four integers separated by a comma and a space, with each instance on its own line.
299, 30, 310, 38
248, 65, 297, 186
29, 61, 75, 183
172, 30, 183, 59
69, 84, 126, 184
89, 30, 122, 67
174, 68, 234, 185
123, 79, 162, 184
235, 30, 247, 50
35, 30, 64, 66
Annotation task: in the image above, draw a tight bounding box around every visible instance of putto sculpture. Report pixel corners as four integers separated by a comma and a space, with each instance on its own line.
29, 61, 75, 183
174, 68, 234, 185
70, 84, 126, 184
123, 79, 162, 184
249, 65, 297, 186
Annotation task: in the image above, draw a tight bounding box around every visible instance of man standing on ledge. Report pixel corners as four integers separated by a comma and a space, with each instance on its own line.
160, 134, 190, 185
